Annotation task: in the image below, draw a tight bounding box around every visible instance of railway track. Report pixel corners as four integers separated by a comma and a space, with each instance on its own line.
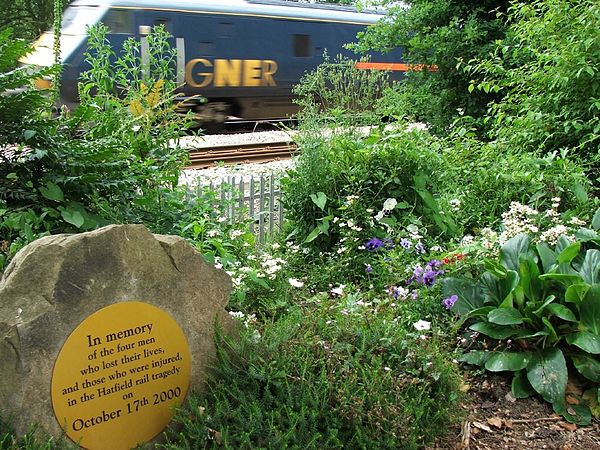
187, 141, 297, 168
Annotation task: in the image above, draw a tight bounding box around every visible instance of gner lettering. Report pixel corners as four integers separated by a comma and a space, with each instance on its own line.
185, 58, 278, 88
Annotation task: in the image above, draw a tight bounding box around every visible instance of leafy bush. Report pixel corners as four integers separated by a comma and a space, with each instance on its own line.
443, 209, 600, 424
163, 293, 463, 450
466, 0, 600, 172
352, 0, 512, 133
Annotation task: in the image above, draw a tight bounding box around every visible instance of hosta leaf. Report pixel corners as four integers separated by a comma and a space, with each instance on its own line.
565, 283, 590, 305
458, 350, 490, 366
536, 242, 557, 273
532, 295, 556, 316
592, 208, 600, 231
441, 277, 484, 316
520, 257, 541, 302
566, 332, 600, 354
546, 303, 577, 322
527, 348, 568, 404
500, 234, 532, 272
579, 250, 600, 285
556, 242, 581, 264
571, 353, 600, 383
487, 307, 524, 325
480, 271, 519, 306
469, 322, 521, 339
512, 370, 535, 398
553, 400, 592, 425
539, 273, 583, 287
581, 285, 600, 335
485, 351, 531, 372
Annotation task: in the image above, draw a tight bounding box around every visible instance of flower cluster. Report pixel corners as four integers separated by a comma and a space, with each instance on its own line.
407, 260, 444, 287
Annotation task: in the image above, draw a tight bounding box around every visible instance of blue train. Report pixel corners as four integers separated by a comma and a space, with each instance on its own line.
24, 0, 407, 122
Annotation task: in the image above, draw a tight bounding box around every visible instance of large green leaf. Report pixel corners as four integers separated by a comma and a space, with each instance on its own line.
571, 353, 600, 383
500, 234, 532, 272
526, 348, 568, 404
60, 208, 84, 228
546, 303, 577, 322
579, 249, 600, 285
458, 350, 490, 366
565, 283, 590, 305
479, 271, 519, 306
553, 400, 592, 426
469, 322, 521, 339
581, 285, 600, 335
512, 370, 535, 398
441, 277, 484, 315
536, 242, 557, 273
309, 192, 327, 211
592, 207, 600, 231
487, 307, 524, 325
485, 351, 531, 372
566, 332, 600, 354
39, 181, 64, 202
556, 242, 581, 265
539, 273, 583, 287
519, 257, 542, 302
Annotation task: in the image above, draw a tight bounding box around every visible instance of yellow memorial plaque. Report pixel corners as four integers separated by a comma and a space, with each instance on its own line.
51, 302, 192, 450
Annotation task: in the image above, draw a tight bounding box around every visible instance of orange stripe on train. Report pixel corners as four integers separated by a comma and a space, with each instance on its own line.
354, 62, 438, 72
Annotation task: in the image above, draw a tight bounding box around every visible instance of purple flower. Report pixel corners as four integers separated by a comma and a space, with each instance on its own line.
407, 262, 444, 287
365, 237, 385, 251
442, 294, 458, 310
383, 237, 395, 249
400, 238, 412, 249
365, 264, 373, 273
415, 242, 426, 254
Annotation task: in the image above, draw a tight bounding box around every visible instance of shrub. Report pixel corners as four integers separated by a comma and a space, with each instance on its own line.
443, 208, 600, 424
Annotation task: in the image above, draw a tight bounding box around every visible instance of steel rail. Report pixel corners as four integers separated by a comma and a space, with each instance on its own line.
187, 141, 297, 168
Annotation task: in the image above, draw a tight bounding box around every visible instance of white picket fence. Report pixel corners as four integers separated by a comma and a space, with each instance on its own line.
188, 173, 284, 244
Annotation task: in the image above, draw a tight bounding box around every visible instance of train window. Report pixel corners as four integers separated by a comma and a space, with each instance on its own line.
219, 22, 235, 38
198, 41, 215, 56
102, 9, 133, 34
294, 34, 312, 58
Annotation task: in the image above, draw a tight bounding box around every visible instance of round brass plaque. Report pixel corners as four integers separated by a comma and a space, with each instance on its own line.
51, 302, 191, 450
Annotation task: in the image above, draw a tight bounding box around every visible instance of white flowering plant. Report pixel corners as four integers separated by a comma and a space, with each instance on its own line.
441, 208, 600, 424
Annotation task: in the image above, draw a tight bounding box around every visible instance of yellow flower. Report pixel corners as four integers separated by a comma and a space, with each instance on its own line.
129, 99, 144, 116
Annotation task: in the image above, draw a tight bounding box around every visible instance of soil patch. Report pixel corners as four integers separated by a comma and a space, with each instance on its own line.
428, 373, 600, 450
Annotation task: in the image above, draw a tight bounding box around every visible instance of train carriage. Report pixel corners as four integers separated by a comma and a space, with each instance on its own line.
24, 0, 406, 122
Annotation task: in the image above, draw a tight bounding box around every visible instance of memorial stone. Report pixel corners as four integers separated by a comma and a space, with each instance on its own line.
0, 224, 234, 449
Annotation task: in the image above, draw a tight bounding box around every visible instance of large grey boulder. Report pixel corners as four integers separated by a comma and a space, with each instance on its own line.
0, 224, 233, 441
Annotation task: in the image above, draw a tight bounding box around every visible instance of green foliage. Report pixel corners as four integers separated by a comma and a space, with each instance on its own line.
163, 293, 462, 449
467, 0, 600, 173
293, 53, 390, 128
0, 0, 54, 40
444, 223, 600, 424
352, 0, 511, 133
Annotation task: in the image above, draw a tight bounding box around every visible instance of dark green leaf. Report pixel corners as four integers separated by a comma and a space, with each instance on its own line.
480, 271, 519, 306
566, 332, 600, 354
527, 348, 568, 404
304, 226, 323, 244
536, 242, 557, 273
39, 182, 64, 202
553, 400, 592, 426
469, 322, 521, 339
539, 273, 583, 287
441, 277, 484, 316
512, 370, 535, 398
581, 285, 600, 335
487, 308, 523, 325
458, 350, 490, 366
579, 250, 600, 285
546, 304, 577, 322
500, 234, 532, 272
571, 353, 600, 382
485, 351, 531, 372
565, 283, 590, 305
519, 257, 541, 302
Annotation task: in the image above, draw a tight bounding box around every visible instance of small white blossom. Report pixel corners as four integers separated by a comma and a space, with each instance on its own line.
383, 198, 397, 211
206, 229, 220, 237
288, 278, 304, 288
413, 320, 431, 331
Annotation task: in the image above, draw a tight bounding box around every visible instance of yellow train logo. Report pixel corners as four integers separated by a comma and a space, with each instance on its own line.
185, 59, 279, 88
